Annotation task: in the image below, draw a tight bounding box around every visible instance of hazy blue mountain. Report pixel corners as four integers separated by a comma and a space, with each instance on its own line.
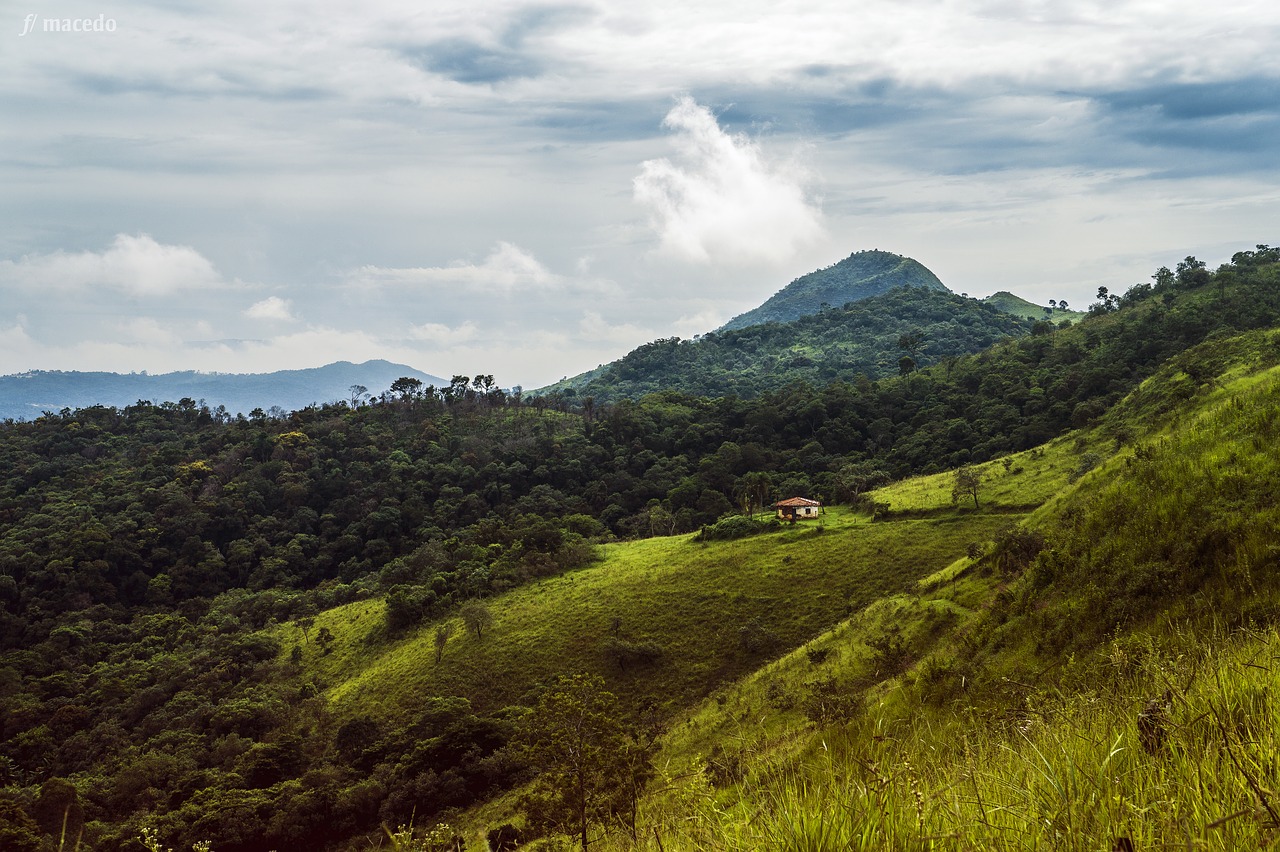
0, 360, 446, 421
718, 249, 949, 331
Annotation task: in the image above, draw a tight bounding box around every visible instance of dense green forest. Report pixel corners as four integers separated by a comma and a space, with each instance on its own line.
0, 246, 1278, 850
539, 286, 1035, 401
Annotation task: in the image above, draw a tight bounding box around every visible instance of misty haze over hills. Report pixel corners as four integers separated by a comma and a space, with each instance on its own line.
0, 361, 445, 421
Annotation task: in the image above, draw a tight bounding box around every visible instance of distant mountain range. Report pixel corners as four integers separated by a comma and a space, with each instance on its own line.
0, 360, 445, 421
718, 249, 949, 331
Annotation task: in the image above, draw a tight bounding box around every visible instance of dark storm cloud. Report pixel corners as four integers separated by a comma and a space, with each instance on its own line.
530, 99, 671, 140
707, 82, 935, 136
527, 80, 942, 146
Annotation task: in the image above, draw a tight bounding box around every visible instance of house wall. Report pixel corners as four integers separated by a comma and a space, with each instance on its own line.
776, 505, 820, 519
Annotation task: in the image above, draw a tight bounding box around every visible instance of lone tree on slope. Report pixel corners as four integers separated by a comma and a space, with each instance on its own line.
951, 465, 981, 510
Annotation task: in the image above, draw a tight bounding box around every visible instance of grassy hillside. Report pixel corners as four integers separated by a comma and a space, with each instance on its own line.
720, 250, 948, 331
982, 290, 1084, 323
5, 247, 1279, 852
291, 506, 1016, 727
496, 328, 1280, 851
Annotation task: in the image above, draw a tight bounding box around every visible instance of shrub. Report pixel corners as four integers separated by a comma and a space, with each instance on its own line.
867, 631, 910, 678
1068, 451, 1102, 483
738, 618, 779, 655
991, 524, 1046, 577
806, 646, 831, 665
694, 515, 779, 542
602, 637, 664, 671
801, 676, 863, 725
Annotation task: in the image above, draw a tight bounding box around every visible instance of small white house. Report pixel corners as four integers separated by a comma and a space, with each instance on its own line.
773, 497, 822, 521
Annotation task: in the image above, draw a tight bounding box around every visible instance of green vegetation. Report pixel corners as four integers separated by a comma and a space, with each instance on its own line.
576, 323, 1280, 852
983, 290, 1084, 323
540, 286, 1032, 401
2, 245, 1279, 850
299, 506, 1009, 725
720, 249, 948, 331
513, 674, 653, 850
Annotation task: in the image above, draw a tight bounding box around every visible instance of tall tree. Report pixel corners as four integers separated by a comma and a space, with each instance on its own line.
461, 602, 494, 640
389, 377, 423, 403
951, 466, 981, 509
433, 622, 454, 664
515, 674, 651, 851
735, 471, 773, 518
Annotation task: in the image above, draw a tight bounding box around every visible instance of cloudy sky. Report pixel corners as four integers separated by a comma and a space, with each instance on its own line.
3, 1, 1279, 388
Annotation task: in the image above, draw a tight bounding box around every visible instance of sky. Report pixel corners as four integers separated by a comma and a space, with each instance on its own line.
3, 0, 1279, 389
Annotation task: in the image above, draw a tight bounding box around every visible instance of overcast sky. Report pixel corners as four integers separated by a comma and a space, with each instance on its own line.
3, 1, 1279, 388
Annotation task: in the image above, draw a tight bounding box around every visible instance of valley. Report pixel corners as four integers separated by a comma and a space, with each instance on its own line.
1, 246, 1278, 850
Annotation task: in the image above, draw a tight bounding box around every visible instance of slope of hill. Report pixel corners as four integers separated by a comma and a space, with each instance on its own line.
578, 327, 1280, 852
539, 286, 1032, 401
2, 246, 1278, 851
719, 249, 949, 331
983, 289, 1085, 322
0, 360, 446, 420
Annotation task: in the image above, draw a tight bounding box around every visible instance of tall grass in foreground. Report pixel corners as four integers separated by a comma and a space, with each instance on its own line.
608, 624, 1280, 851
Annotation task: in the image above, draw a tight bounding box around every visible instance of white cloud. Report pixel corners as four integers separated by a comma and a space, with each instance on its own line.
351, 242, 557, 291
634, 96, 825, 265
408, 320, 479, 347
671, 307, 729, 338
245, 296, 296, 321
117, 317, 181, 346
0, 233, 223, 296
578, 310, 653, 345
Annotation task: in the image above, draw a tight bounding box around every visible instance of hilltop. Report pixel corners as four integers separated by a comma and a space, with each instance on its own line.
538, 250, 1087, 403
539, 286, 1032, 402
983, 289, 1085, 322
719, 249, 949, 331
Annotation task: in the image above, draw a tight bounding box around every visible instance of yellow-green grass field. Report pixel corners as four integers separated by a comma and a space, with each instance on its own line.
868, 431, 1097, 514
284, 507, 1015, 728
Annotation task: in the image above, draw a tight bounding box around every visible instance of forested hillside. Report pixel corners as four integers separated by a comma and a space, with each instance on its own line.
982, 289, 1084, 322
719, 249, 948, 331
0, 245, 1277, 850
540, 286, 1033, 402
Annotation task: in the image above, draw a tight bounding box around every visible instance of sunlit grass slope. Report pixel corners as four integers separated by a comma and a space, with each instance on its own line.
633, 625, 1280, 852
585, 329, 1280, 852
291, 507, 1015, 725
868, 430, 1092, 513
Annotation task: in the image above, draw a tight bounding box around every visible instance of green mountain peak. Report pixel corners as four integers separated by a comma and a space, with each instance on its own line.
718, 249, 949, 331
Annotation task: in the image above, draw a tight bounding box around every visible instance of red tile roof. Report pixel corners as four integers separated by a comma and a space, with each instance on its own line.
773, 497, 822, 507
